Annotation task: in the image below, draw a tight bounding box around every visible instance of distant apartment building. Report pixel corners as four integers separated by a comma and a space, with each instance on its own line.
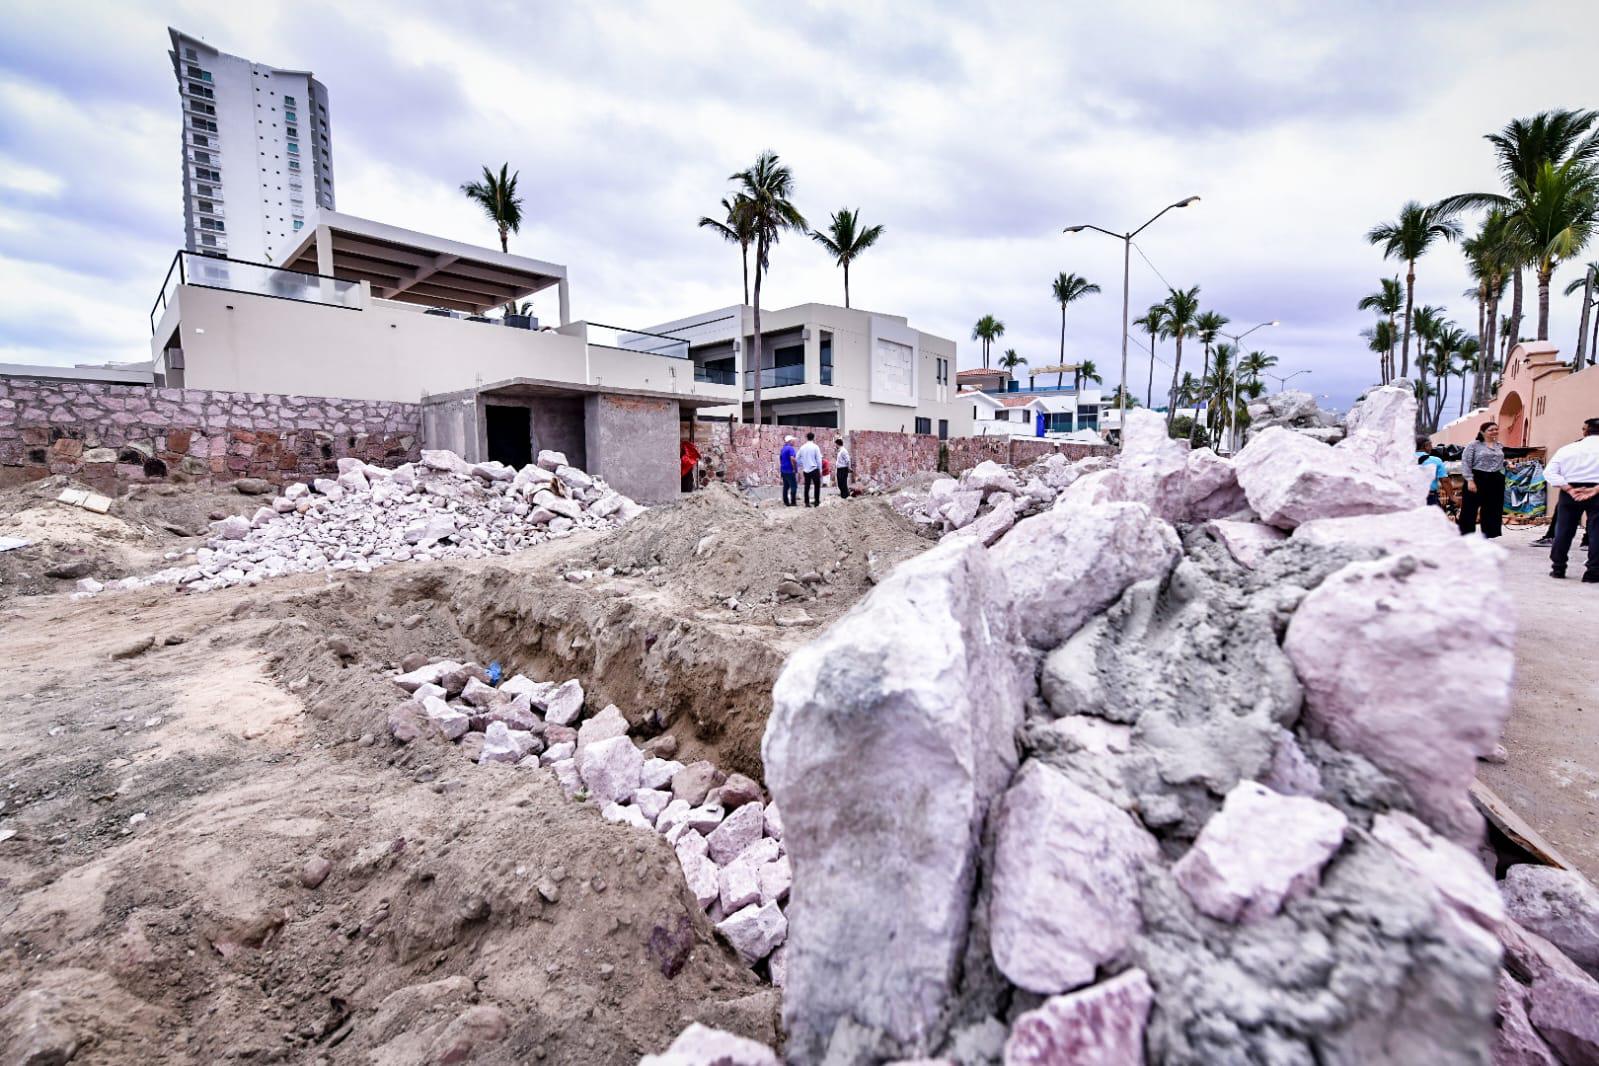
636, 303, 971, 437
168, 27, 335, 264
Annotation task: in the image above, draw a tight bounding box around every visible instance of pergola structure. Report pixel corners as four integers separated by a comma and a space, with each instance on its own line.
273, 210, 570, 322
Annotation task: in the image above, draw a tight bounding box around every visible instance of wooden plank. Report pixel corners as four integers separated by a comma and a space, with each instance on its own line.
1471, 779, 1574, 870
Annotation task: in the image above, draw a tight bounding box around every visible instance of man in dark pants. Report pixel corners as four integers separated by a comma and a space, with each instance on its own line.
835, 437, 852, 499
1546, 417, 1599, 581
779, 435, 799, 507
797, 432, 823, 508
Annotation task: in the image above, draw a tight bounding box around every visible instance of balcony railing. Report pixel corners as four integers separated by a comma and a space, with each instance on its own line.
585, 322, 690, 361
744, 365, 805, 390
695, 365, 736, 385
150, 250, 362, 334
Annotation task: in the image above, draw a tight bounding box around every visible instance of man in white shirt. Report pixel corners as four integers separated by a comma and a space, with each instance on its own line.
797, 432, 823, 508
834, 437, 853, 499
1546, 416, 1599, 582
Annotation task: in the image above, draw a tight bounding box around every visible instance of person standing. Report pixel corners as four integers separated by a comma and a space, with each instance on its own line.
1458, 421, 1506, 538
1416, 436, 1447, 508
835, 437, 852, 499
779, 435, 799, 507
797, 432, 823, 508
1546, 416, 1599, 581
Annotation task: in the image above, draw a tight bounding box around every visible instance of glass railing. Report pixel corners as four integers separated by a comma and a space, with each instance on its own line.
584, 322, 690, 360
150, 251, 362, 332
745, 365, 805, 389
695, 365, 737, 385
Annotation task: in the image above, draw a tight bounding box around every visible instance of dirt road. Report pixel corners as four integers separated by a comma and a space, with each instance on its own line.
1478, 524, 1599, 882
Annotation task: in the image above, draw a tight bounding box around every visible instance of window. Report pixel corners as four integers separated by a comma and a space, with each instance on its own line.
993, 409, 1010, 422
200, 218, 224, 232
196, 184, 213, 196
938, 419, 949, 440
915, 417, 932, 435
194, 166, 220, 182
288, 160, 300, 171
192, 150, 210, 164
185, 48, 196, 60
192, 134, 209, 147
186, 64, 203, 78
293, 219, 303, 230
285, 110, 297, 122
820, 335, 833, 386
201, 233, 216, 246
197, 200, 215, 213
284, 95, 296, 106
190, 116, 216, 132
973, 404, 978, 419
287, 141, 299, 154
286, 126, 298, 138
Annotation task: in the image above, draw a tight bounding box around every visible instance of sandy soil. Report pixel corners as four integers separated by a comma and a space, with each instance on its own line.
0, 546, 779, 1064
1478, 524, 1599, 883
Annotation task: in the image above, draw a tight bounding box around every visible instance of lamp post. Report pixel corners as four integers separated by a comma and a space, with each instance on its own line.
1064, 195, 1200, 448
1223, 320, 1278, 453
1265, 369, 1311, 390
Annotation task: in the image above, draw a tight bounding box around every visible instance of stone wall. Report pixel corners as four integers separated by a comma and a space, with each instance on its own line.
687, 420, 1114, 490
0, 377, 420, 492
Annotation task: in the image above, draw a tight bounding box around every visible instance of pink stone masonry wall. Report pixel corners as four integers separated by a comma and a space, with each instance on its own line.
0, 377, 420, 493
686, 419, 1113, 490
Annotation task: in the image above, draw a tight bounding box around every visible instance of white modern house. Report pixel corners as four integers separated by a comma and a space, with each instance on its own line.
961, 384, 1106, 438
169, 27, 335, 264
635, 303, 971, 437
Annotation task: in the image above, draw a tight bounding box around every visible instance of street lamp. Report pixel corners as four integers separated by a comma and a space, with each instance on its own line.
1064, 195, 1200, 447
1264, 369, 1311, 390
1223, 320, 1278, 453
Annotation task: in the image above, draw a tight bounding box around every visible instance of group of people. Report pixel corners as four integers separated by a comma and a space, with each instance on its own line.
1419, 415, 1599, 583
778, 432, 852, 508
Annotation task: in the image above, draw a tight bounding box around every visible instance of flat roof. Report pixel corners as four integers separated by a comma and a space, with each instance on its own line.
425, 376, 732, 411
274, 210, 567, 315
0, 362, 155, 385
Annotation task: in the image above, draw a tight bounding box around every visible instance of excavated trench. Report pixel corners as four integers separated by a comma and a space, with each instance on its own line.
444, 564, 804, 782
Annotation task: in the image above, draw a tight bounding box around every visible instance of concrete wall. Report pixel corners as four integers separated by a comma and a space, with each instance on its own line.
0, 376, 418, 492
421, 393, 590, 468
155, 285, 740, 409
585, 393, 680, 504
1434, 342, 1599, 457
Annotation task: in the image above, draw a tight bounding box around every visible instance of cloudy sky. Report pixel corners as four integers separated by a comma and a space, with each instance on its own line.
1, 0, 1594, 410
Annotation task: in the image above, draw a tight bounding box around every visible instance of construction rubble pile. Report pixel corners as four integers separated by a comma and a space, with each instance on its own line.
892, 453, 1114, 541
386, 658, 793, 979
75, 449, 642, 595
644, 388, 1599, 1065
1244, 388, 1346, 444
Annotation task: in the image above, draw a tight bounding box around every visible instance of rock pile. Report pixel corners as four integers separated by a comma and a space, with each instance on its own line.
892, 454, 1112, 542
675, 393, 1588, 1064
1244, 388, 1345, 444
79, 450, 642, 594
386, 657, 792, 979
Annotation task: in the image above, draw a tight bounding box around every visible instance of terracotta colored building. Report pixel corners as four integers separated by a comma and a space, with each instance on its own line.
1434, 341, 1599, 455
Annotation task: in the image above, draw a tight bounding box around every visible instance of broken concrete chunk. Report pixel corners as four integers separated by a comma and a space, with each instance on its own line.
478, 720, 536, 765
638, 1023, 781, 1066
536, 449, 568, 471
1173, 780, 1347, 924
989, 762, 1158, 994
1502, 865, 1599, 973
214, 514, 251, 540
1002, 969, 1154, 1066
576, 734, 643, 804
1283, 536, 1513, 842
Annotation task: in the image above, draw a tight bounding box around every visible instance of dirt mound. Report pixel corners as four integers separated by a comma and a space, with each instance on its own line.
0, 476, 257, 602
584, 483, 934, 628
0, 557, 775, 1065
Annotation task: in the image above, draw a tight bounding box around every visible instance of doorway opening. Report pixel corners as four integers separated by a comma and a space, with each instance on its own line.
485, 404, 533, 468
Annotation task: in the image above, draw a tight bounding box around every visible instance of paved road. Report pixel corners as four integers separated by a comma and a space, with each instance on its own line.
1478, 524, 1599, 881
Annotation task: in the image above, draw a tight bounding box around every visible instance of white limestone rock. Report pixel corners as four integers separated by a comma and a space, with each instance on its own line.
992, 501, 1181, 650
576, 734, 643, 805
479, 720, 537, 766
1002, 969, 1155, 1066
762, 537, 1029, 1059
536, 449, 568, 471
638, 1023, 780, 1066
706, 802, 765, 866
633, 788, 673, 823
1173, 780, 1348, 923
577, 704, 630, 749
420, 695, 469, 741
1208, 519, 1287, 570
543, 679, 585, 725
602, 802, 652, 830
1502, 864, 1599, 973
716, 901, 788, 964
1283, 535, 1513, 842
642, 757, 685, 792
989, 762, 1158, 994
1235, 426, 1424, 531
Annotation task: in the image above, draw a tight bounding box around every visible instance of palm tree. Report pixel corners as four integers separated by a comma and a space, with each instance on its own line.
1462, 211, 1515, 406
1357, 277, 1404, 383
699, 195, 756, 305
998, 348, 1027, 376
972, 315, 1005, 370
1456, 337, 1482, 418
1159, 286, 1202, 428
810, 207, 884, 309
1191, 310, 1231, 444
1411, 304, 1447, 419
1078, 359, 1101, 387
1564, 261, 1598, 366
1240, 349, 1277, 386
1204, 343, 1237, 441
1134, 305, 1166, 407
1050, 272, 1101, 387
1108, 384, 1139, 408
1366, 202, 1463, 376
1363, 320, 1397, 382
460, 164, 523, 253
1437, 110, 1599, 351
730, 151, 807, 425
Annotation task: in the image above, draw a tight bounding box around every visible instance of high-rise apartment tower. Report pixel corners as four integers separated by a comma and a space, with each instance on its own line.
168, 28, 335, 263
